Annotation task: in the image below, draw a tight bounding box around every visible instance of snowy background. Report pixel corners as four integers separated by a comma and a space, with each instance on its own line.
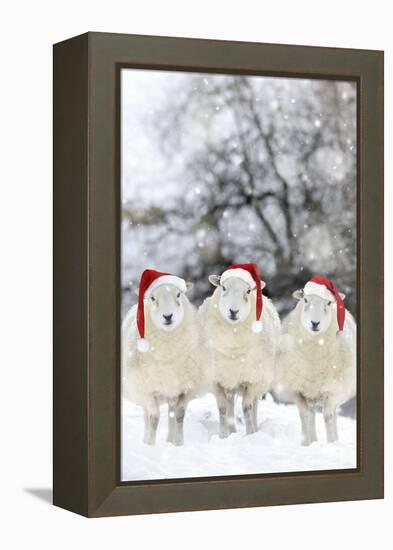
120, 69, 357, 481
121, 70, 357, 317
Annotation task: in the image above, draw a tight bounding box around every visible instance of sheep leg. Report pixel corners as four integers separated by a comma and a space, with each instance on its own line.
215, 384, 230, 438
143, 409, 149, 444
252, 397, 259, 431
166, 398, 176, 443
242, 386, 256, 435
145, 396, 160, 445
173, 393, 189, 446
324, 397, 338, 443
296, 393, 317, 446
226, 390, 236, 434
309, 400, 317, 442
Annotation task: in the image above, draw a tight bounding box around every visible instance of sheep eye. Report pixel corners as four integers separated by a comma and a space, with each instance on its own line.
247, 289, 251, 294
222, 285, 226, 292
304, 298, 308, 304
327, 301, 332, 306
151, 296, 155, 302
176, 292, 181, 298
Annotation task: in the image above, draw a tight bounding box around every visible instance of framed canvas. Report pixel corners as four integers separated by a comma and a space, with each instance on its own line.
53, 32, 384, 517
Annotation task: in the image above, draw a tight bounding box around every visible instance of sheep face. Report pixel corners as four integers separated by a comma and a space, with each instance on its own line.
209, 275, 256, 324
293, 290, 335, 335
147, 284, 190, 332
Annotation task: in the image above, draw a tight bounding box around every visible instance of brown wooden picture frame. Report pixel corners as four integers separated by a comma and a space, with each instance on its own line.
53, 32, 384, 517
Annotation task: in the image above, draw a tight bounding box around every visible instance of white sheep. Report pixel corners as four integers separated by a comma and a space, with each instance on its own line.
122, 274, 206, 446
199, 265, 281, 437
276, 278, 356, 445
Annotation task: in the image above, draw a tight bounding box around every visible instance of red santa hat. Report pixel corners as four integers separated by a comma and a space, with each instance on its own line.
220, 263, 264, 333
136, 269, 187, 352
303, 275, 346, 331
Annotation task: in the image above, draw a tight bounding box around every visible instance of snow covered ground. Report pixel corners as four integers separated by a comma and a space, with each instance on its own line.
121, 393, 357, 481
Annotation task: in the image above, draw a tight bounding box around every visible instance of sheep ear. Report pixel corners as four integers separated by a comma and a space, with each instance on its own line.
292, 289, 304, 300
339, 292, 346, 301
260, 280, 266, 290
134, 288, 139, 297
185, 281, 193, 292
208, 274, 221, 287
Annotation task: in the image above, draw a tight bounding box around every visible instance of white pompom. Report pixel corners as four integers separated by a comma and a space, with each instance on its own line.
336, 330, 346, 344
252, 320, 263, 333
137, 338, 150, 352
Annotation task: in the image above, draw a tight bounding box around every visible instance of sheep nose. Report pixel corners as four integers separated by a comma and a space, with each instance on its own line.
163, 314, 173, 322
229, 309, 239, 318
311, 320, 320, 330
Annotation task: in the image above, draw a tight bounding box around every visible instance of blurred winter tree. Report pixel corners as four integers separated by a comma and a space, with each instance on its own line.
121, 73, 356, 317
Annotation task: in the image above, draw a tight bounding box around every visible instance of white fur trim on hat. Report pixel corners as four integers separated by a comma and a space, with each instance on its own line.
145, 275, 187, 298
304, 281, 335, 302
221, 268, 255, 287
137, 338, 150, 353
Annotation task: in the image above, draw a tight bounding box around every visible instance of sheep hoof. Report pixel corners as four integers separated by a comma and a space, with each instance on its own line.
301, 438, 313, 447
